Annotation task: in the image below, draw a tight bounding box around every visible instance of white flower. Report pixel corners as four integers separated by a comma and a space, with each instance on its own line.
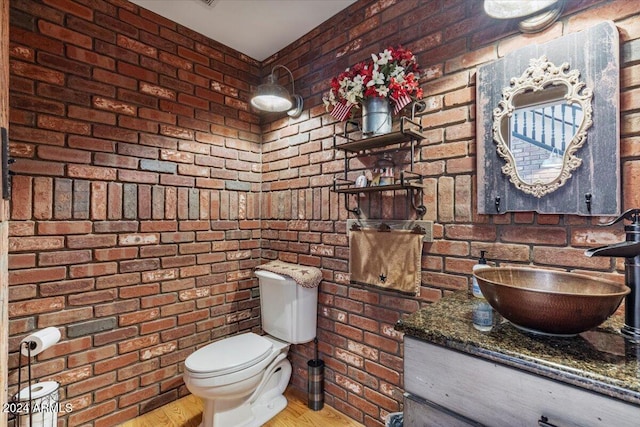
376, 86, 390, 97
390, 65, 405, 80
372, 49, 393, 66
345, 91, 359, 104
367, 67, 386, 88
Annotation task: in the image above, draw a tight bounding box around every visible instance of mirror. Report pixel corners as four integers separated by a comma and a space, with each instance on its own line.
492, 56, 593, 198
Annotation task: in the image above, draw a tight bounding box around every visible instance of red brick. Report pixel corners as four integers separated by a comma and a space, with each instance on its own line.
68, 344, 116, 368
118, 61, 158, 83
68, 135, 116, 153
9, 297, 65, 317
38, 307, 93, 327
9, 253, 36, 269
9, 236, 64, 252
94, 377, 138, 403
93, 327, 138, 348
67, 234, 117, 248
94, 247, 139, 261
40, 278, 95, 297
10, 61, 65, 85
10, 159, 65, 176
39, 249, 92, 266
33, 177, 53, 220
118, 334, 159, 354
140, 317, 177, 335
37, 115, 91, 135
91, 181, 108, 220
69, 262, 118, 279
11, 176, 32, 219
142, 293, 178, 308
96, 273, 140, 289
68, 164, 117, 180
37, 220, 92, 235
39, 145, 93, 164
119, 169, 159, 184
119, 308, 160, 326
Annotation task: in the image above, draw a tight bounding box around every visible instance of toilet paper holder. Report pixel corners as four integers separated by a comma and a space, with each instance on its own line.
11, 328, 61, 427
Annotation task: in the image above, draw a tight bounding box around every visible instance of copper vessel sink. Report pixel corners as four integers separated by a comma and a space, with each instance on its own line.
473, 267, 630, 336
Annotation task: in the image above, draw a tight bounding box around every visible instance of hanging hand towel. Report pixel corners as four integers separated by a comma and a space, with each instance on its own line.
256, 260, 322, 288
349, 229, 423, 294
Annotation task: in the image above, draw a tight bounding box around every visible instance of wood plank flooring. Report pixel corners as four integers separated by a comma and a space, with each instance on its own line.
119, 387, 364, 427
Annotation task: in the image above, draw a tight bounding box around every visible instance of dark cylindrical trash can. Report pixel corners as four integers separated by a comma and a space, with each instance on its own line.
307, 358, 324, 411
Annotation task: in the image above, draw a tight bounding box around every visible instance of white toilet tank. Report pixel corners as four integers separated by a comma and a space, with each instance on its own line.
255, 270, 318, 344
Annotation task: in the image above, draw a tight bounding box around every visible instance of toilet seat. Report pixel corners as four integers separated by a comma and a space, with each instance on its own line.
185, 333, 273, 376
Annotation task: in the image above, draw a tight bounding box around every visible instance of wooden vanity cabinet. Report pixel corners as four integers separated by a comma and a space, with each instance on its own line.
403, 336, 639, 427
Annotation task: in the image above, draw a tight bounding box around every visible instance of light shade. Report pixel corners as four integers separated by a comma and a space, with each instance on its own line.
250, 65, 303, 118
251, 74, 293, 111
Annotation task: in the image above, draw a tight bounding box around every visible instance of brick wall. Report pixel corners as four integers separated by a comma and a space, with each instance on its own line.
260, 0, 640, 426
6, 0, 640, 427
8, 0, 263, 425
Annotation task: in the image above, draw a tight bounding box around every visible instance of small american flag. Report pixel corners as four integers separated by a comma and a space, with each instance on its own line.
330, 102, 353, 121
393, 94, 412, 115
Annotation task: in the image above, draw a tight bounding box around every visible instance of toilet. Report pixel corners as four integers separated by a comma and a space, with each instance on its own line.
184, 269, 319, 427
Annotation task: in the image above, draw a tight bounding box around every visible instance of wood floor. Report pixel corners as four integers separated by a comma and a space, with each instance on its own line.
119, 387, 364, 427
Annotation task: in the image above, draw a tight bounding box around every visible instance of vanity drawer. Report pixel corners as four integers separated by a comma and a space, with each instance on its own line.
404, 392, 481, 427
404, 337, 639, 427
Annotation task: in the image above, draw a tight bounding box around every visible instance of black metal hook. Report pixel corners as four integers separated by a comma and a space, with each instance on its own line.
585, 193, 592, 214
495, 196, 501, 213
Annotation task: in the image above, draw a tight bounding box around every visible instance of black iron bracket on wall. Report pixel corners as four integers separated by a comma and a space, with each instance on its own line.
2, 127, 14, 200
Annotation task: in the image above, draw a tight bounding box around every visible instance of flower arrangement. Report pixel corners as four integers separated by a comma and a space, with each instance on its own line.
323, 46, 423, 121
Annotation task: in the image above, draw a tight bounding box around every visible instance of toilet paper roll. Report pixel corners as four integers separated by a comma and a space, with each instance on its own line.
15, 381, 59, 402
20, 327, 61, 357
14, 381, 60, 427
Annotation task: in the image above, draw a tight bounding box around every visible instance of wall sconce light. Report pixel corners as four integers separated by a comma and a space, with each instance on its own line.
484, 0, 563, 33
250, 65, 303, 118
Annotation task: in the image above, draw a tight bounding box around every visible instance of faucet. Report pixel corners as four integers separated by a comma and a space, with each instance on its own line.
585, 208, 640, 342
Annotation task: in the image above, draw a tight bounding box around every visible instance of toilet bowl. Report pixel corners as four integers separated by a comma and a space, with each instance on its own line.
184, 333, 291, 427
184, 268, 319, 427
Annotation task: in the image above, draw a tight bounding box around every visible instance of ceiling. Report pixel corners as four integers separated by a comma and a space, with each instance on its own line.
130, 0, 357, 62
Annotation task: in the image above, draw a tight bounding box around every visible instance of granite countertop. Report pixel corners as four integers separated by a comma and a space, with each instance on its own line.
396, 291, 640, 406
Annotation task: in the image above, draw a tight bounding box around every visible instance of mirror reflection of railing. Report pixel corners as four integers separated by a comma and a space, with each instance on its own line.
510, 101, 583, 185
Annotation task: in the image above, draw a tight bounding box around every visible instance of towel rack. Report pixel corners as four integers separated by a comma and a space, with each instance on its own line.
347, 219, 433, 242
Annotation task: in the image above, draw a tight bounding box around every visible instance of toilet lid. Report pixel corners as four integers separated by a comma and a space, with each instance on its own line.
185, 333, 274, 375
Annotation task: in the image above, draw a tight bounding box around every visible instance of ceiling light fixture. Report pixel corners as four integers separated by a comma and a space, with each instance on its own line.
250, 65, 303, 118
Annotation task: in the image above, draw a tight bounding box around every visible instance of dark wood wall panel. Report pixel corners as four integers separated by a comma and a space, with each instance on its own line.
477, 21, 620, 216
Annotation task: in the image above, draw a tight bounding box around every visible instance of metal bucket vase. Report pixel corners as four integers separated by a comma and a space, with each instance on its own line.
362, 97, 392, 135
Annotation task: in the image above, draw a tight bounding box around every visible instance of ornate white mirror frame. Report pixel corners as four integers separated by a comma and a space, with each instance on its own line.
492, 55, 593, 198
